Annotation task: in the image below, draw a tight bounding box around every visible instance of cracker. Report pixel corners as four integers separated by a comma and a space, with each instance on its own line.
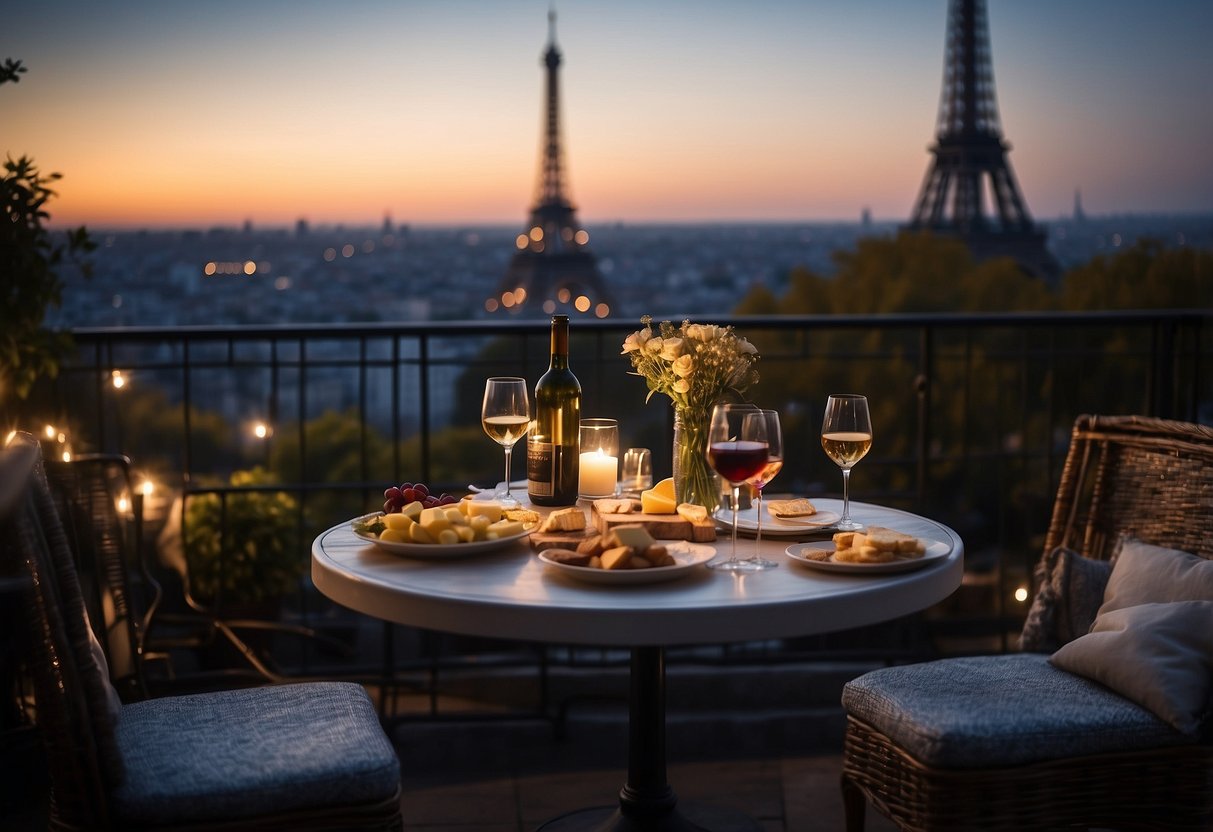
767, 498, 818, 518
544, 548, 593, 567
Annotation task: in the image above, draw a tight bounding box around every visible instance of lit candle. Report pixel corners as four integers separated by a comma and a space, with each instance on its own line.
579, 448, 618, 497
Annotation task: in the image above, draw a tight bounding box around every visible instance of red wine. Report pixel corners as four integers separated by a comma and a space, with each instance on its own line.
707, 441, 768, 484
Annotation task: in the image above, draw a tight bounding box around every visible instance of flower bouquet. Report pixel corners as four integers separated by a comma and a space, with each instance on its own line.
621, 317, 760, 512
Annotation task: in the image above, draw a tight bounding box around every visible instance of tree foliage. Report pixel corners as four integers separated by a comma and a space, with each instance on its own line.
1, 58, 94, 402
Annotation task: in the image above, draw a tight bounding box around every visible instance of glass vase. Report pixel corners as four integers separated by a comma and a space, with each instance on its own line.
672, 407, 720, 513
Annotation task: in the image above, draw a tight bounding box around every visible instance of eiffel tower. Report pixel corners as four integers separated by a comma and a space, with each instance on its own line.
905, 0, 1059, 282
491, 10, 612, 317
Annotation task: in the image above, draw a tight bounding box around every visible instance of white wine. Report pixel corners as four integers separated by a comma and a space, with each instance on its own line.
528, 315, 581, 506
482, 415, 530, 447
821, 432, 872, 468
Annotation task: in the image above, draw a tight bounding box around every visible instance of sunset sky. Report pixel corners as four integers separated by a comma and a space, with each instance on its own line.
6, 0, 1213, 229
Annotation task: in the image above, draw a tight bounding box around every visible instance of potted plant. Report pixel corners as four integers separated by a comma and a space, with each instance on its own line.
181, 467, 303, 612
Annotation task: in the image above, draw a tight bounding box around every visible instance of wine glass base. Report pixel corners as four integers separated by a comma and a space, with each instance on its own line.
835, 519, 865, 532
742, 556, 780, 569
706, 558, 776, 573
495, 491, 521, 509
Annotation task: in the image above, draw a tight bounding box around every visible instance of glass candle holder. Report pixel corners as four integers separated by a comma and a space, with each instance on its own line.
578, 418, 619, 499
621, 448, 652, 494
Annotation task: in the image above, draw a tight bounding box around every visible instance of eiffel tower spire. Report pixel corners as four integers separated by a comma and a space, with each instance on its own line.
490, 8, 612, 317
905, 0, 1058, 281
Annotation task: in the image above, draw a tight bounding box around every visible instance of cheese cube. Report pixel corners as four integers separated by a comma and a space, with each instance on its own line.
601, 546, 633, 570
609, 524, 655, 550
488, 519, 525, 538
383, 512, 414, 531
466, 501, 503, 522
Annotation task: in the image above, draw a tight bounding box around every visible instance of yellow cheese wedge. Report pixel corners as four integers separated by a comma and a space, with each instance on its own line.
640, 478, 678, 514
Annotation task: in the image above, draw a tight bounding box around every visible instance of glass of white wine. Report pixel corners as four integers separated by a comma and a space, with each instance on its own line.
482, 377, 531, 508
820, 394, 872, 532
743, 409, 782, 568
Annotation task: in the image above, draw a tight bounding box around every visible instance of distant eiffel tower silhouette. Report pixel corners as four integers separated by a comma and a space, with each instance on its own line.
491, 10, 612, 317
905, 0, 1059, 281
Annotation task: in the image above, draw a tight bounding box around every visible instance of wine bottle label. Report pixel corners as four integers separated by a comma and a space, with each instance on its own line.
527, 441, 555, 497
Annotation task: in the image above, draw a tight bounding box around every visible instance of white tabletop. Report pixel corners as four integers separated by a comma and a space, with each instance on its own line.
311, 499, 963, 647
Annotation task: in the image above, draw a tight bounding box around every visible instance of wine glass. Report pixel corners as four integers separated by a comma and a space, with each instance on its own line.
482, 377, 531, 508
820, 394, 872, 532
743, 409, 782, 569
705, 403, 773, 572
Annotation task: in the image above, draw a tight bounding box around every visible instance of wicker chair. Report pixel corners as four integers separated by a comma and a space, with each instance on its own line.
45, 453, 156, 701
1, 433, 404, 831
840, 414, 1213, 831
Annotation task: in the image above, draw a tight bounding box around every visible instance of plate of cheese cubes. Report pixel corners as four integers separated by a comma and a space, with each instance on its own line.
352, 499, 534, 558
785, 527, 951, 574
538, 521, 716, 585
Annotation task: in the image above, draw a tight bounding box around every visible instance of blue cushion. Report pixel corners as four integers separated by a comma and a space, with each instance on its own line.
112, 682, 400, 825
843, 653, 1194, 768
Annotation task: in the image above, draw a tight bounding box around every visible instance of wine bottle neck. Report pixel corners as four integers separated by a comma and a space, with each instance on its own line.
549, 316, 570, 370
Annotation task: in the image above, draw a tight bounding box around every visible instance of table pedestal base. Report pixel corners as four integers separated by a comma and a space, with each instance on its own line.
537, 801, 761, 831
537, 647, 762, 832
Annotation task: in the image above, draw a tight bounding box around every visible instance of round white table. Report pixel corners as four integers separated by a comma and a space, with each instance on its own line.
313, 498, 963, 831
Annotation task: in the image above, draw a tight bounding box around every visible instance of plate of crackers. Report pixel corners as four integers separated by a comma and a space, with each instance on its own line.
538, 523, 716, 585
714, 498, 840, 537
785, 526, 951, 574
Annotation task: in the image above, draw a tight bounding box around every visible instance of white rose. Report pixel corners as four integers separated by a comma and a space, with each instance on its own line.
621, 329, 651, 354
646, 336, 665, 354
660, 338, 684, 361
673, 378, 691, 394
684, 323, 704, 341
672, 354, 694, 377
736, 338, 758, 355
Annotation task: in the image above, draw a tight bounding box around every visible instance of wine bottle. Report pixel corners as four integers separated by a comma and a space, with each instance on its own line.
528, 315, 581, 506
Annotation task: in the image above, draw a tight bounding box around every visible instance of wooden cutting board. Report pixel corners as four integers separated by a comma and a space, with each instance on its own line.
590, 499, 717, 542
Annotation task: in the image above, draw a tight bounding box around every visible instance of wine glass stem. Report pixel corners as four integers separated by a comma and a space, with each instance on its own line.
731, 485, 741, 563
503, 446, 513, 501
754, 487, 763, 553
840, 467, 852, 524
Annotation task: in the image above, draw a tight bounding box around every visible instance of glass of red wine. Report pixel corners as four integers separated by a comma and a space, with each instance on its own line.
705, 403, 773, 572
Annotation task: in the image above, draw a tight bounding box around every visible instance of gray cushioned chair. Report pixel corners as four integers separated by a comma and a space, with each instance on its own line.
1, 433, 404, 831
840, 415, 1213, 831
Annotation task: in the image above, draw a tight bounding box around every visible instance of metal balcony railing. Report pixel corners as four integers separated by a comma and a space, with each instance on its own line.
20, 310, 1210, 693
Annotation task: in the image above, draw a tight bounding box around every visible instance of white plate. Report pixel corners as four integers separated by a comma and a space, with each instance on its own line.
539, 541, 716, 585
352, 513, 532, 559
785, 538, 952, 574
713, 504, 842, 537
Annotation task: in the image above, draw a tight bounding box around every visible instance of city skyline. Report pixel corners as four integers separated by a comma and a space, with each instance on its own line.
7, 0, 1213, 230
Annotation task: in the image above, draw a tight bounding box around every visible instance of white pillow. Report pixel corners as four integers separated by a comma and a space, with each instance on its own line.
1051, 601, 1213, 735
1098, 539, 1213, 615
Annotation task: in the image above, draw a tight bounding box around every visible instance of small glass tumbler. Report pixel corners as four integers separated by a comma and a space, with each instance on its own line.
578, 418, 619, 499
621, 448, 653, 494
